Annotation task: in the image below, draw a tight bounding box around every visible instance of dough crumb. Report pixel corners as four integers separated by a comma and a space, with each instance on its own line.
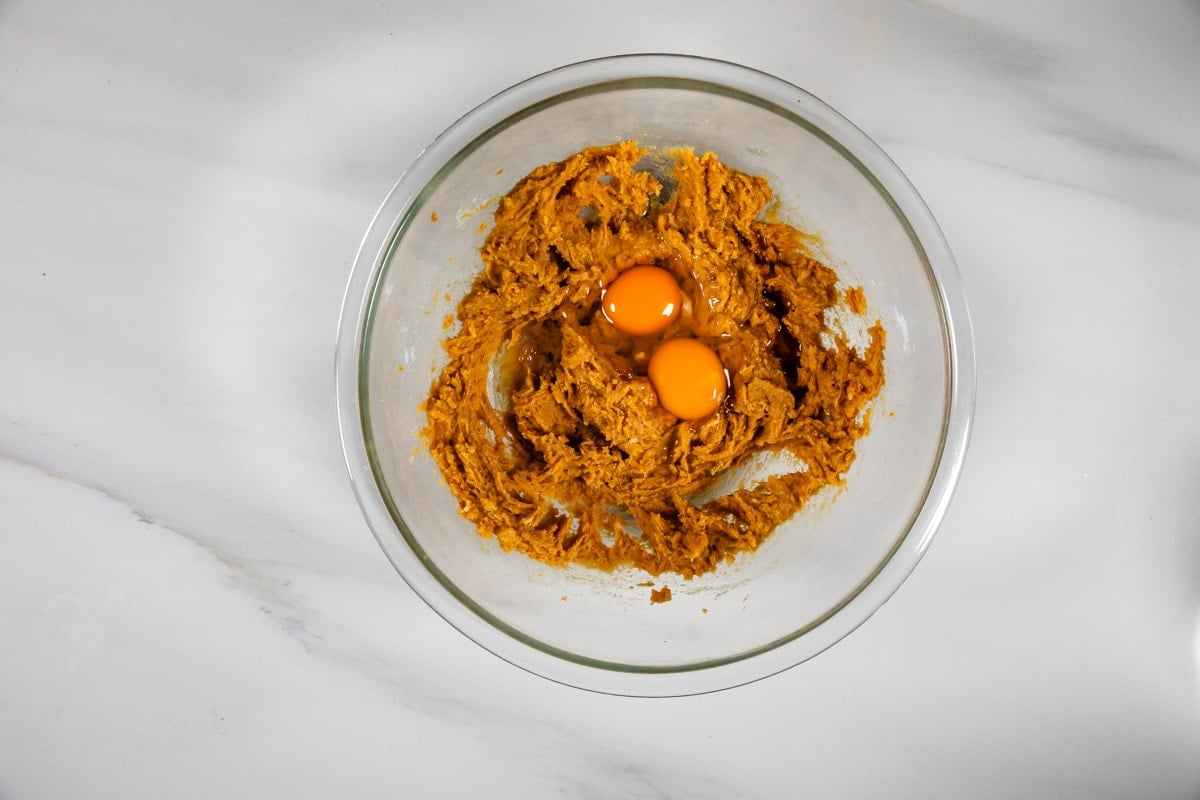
650, 585, 672, 604
844, 285, 867, 314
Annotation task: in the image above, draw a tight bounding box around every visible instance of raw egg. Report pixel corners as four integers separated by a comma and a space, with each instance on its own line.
648, 338, 727, 420
601, 265, 682, 336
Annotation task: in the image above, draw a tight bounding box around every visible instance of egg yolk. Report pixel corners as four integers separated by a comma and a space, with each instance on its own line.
601, 265, 682, 336
648, 338, 728, 420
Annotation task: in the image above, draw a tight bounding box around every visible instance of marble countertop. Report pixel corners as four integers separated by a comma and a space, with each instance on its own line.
2, 1, 1198, 797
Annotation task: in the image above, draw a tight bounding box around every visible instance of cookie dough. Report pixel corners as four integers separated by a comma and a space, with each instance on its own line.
424, 141, 884, 578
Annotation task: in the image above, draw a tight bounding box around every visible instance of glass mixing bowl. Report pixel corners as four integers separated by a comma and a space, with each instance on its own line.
336, 54, 974, 696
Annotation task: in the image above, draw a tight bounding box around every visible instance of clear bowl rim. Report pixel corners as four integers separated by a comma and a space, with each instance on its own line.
335, 53, 976, 697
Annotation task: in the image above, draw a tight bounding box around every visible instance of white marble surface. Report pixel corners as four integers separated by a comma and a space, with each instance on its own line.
2, 0, 1198, 796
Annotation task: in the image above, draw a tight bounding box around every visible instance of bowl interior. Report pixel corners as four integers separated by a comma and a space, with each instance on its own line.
358, 76, 950, 676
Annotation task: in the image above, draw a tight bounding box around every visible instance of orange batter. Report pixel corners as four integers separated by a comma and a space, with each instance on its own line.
423, 141, 884, 579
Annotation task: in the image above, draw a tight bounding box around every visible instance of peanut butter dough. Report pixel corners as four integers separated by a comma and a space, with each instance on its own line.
424, 141, 884, 578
